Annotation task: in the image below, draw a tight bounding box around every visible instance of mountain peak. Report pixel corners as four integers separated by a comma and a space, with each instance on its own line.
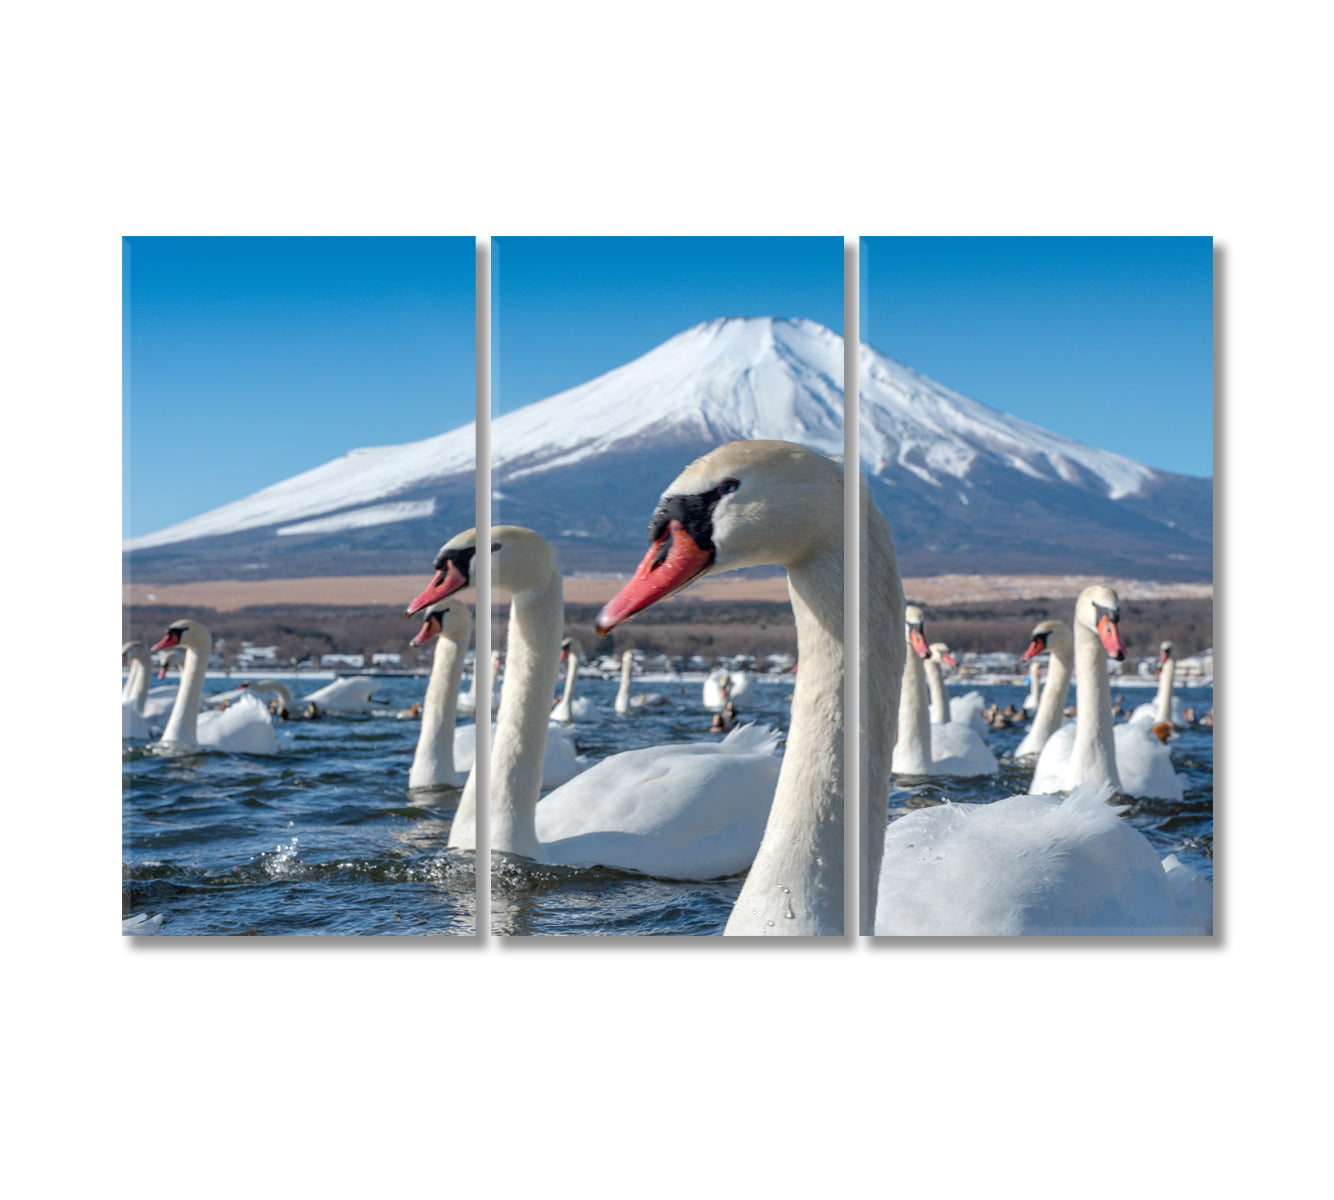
125, 316, 1211, 582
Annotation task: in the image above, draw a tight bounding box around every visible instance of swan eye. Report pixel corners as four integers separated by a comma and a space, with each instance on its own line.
717, 478, 740, 496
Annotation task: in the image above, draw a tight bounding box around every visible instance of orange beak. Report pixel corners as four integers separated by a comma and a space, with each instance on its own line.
1022, 638, 1045, 661
410, 614, 442, 647
407, 559, 470, 616
151, 629, 181, 653
940, 651, 958, 667
596, 519, 713, 635
1096, 614, 1126, 661
909, 627, 930, 659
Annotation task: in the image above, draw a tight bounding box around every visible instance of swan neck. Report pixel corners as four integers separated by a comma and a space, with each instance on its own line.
614, 653, 631, 714
161, 635, 210, 748
490, 571, 562, 859
411, 624, 468, 789
725, 541, 845, 935
859, 491, 905, 934
1028, 643, 1073, 748
124, 655, 149, 710
1155, 657, 1176, 723
895, 647, 932, 774
1070, 621, 1121, 793
924, 657, 948, 724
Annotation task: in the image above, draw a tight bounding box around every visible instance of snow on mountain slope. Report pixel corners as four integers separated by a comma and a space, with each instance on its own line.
858, 343, 1152, 500
124, 317, 1205, 567
125, 427, 475, 550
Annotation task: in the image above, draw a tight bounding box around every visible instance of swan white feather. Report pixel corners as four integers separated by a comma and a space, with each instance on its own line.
876, 783, 1212, 935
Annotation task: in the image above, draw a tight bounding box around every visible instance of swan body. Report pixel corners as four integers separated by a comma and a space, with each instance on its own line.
533, 723, 782, 879
122, 913, 166, 934
1014, 619, 1075, 759
894, 611, 997, 778
876, 783, 1212, 935
948, 691, 988, 735
1028, 587, 1182, 800
302, 676, 383, 713
142, 683, 179, 722
150, 620, 280, 756
596, 441, 888, 933
450, 720, 580, 787
122, 703, 151, 740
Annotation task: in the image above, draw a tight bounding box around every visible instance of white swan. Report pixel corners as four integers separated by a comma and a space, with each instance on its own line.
533, 722, 782, 878
1029, 587, 1183, 801
408, 598, 472, 791
703, 667, 750, 711
149, 620, 280, 756
406, 524, 767, 874
302, 676, 384, 714
404, 527, 595, 854
599, 440, 880, 932
876, 782, 1212, 935
1129, 640, 1186, 728
923, 640, 987, 733
458, 650, 500, 716
613, 649, 669, 715
893, 609, 997, 778
1013, 619, 1074, 759
122, 641, 151, 739
550, 637, 592, 724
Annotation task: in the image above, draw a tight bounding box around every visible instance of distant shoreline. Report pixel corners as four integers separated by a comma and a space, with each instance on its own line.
123, 572, 1213, 613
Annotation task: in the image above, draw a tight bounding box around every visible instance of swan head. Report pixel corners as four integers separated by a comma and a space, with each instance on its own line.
407, 526, 556, 614
1074, 585, 1126, 661
560, 636, 584, 665
1023, 618, 1073, 661
595, 440, 842, 633
409, 598, 471, 648
904, 605, 930, 660
1157, 640, 1174, 672
928, 641, 957, 667
151, 618, 211, 655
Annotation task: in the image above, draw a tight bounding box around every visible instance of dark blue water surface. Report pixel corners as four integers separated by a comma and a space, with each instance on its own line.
123, 673, 1212, 935
123, 674, 476, 935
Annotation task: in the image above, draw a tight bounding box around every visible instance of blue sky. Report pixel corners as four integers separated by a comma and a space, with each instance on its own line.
491, 237, 844, 413
861, 237, 1214, 478
123, 237, 475, 538
124, 235, 1211, 540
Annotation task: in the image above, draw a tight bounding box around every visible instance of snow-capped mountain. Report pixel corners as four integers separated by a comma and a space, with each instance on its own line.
124, 317, 1212, 582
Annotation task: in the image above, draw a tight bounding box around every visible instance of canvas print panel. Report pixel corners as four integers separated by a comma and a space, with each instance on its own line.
858, 236, 1214, 936
470, 236, 847, 936
122, 236, 478, 935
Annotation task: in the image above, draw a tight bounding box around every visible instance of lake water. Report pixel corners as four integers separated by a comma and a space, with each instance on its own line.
123, 673, 1212, 935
